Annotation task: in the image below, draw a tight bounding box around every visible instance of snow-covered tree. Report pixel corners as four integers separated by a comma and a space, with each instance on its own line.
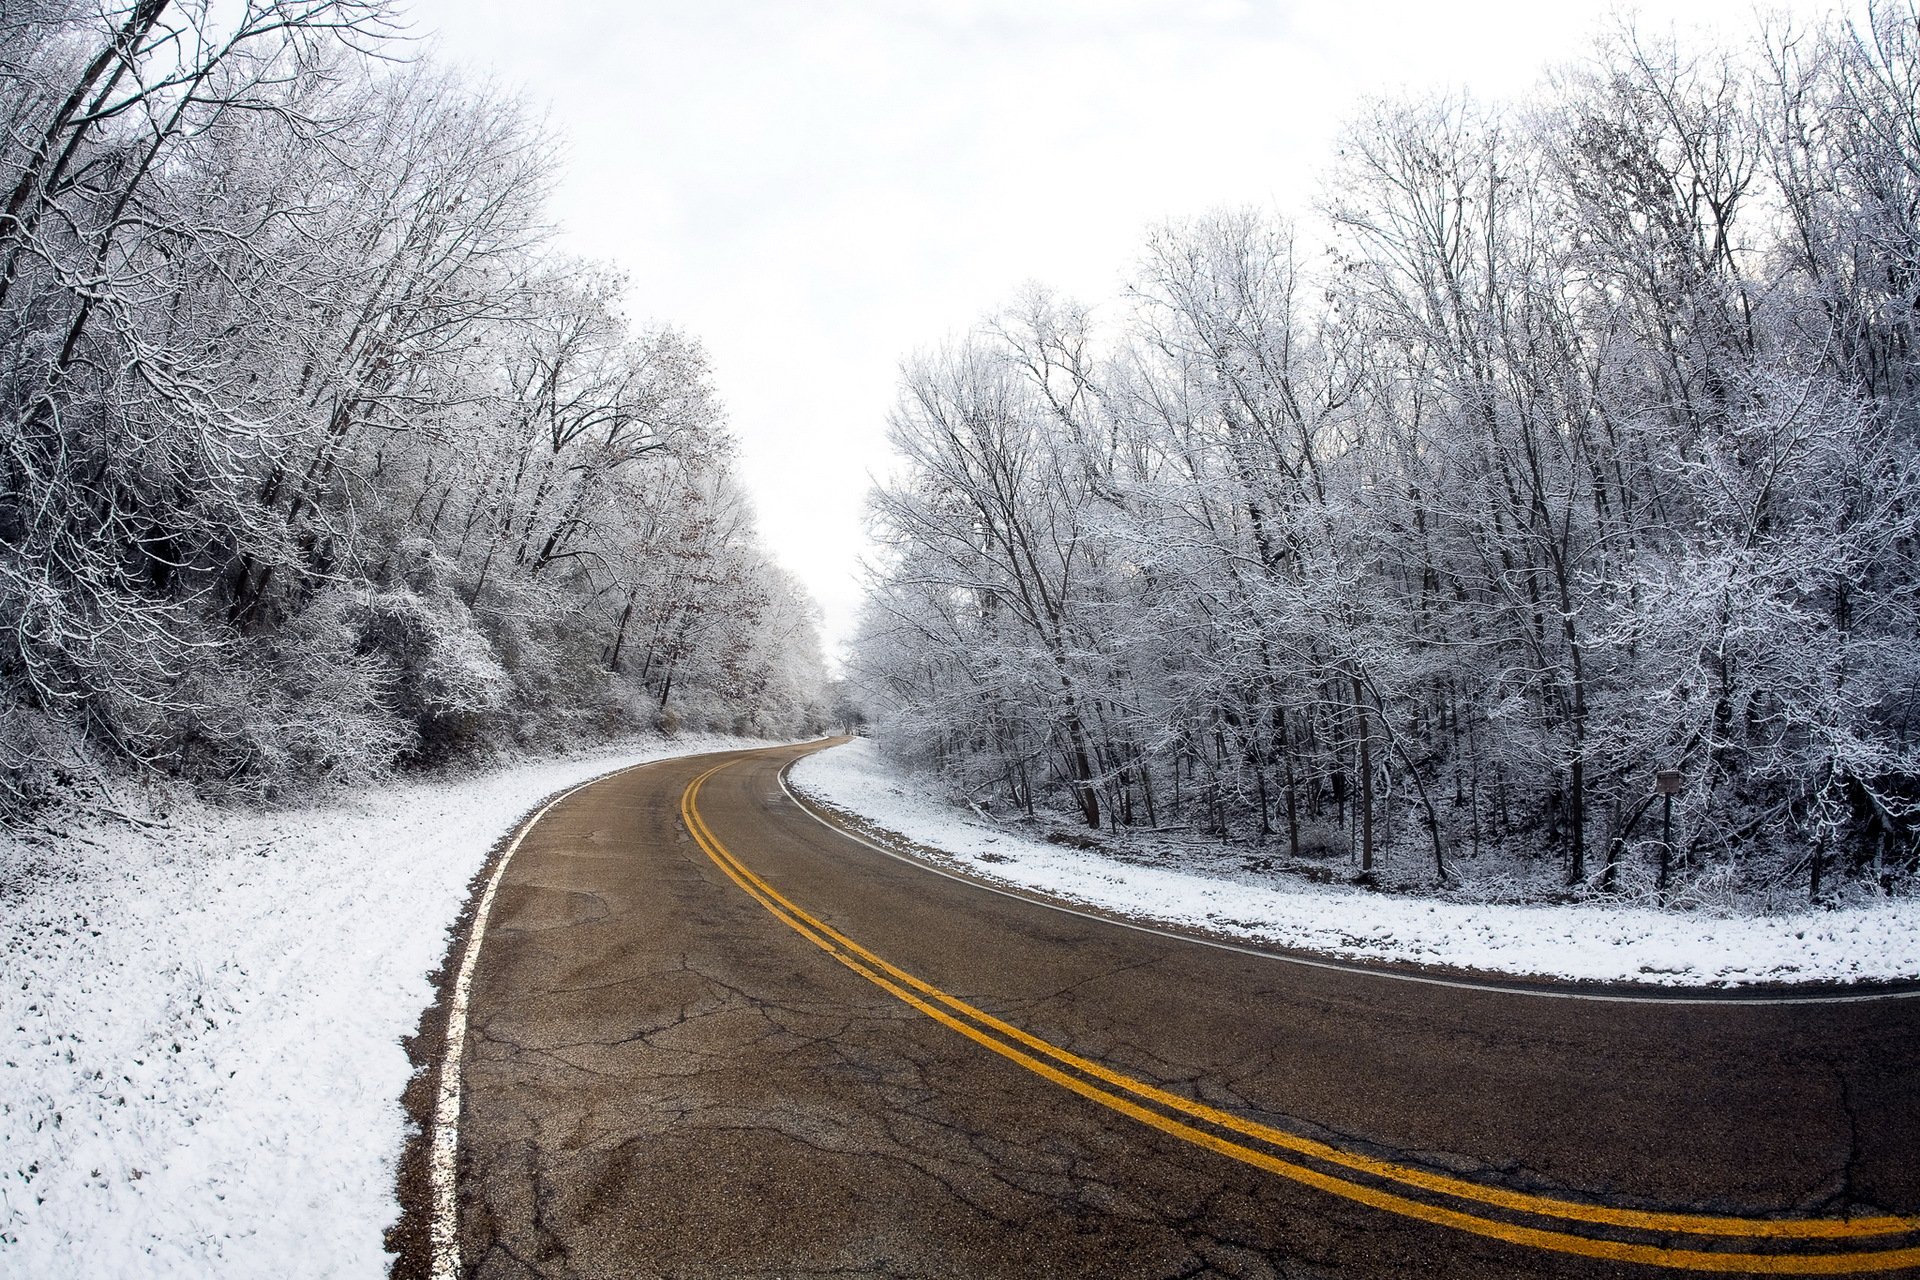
0, 1, 826, 813
855, 4, 1920, 905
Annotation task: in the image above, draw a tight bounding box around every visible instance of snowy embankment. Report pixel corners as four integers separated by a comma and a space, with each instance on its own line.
0, 734, 769, 1278
789, 739, 1920, 988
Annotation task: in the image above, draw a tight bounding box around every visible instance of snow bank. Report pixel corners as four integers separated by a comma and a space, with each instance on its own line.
788, 739, 1920, 988
0, 734, 771, 1278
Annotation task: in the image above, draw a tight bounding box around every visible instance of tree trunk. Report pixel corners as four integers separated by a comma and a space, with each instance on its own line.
1062, 706, 1101, 828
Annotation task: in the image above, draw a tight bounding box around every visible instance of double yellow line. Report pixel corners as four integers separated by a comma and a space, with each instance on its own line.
682, 763, 1920, 1274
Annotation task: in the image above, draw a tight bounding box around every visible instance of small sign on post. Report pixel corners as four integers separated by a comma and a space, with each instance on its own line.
1655, 767, 1683, 900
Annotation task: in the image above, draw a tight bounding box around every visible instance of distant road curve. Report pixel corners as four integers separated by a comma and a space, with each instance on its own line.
779, 759, 1920, 1009
433, 739, 1920, 1278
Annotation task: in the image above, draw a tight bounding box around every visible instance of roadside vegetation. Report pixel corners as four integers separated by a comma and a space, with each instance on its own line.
856, 4, 1920, 908
0, 1, 827, 823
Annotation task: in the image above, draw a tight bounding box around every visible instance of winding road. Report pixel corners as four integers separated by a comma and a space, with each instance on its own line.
432, 740, 1920, 1278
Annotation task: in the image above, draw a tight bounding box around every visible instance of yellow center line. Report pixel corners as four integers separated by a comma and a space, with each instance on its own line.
726, 777, 1907, 1241
681, 763, 1920, 1275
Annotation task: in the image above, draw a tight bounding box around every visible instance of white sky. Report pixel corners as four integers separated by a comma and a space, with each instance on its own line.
402, 0, 1831, 663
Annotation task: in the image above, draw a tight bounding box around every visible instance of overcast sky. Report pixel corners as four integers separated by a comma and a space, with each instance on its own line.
403, 0, 1829, 662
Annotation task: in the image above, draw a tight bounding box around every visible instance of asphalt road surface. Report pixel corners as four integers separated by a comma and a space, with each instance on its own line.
442, 740, 1920, 1278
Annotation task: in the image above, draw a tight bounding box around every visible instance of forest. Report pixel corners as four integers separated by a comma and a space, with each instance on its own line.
857, 4, 1920, 906
0, 1, 828, 817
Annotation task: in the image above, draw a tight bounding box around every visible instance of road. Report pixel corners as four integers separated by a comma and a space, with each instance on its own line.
436, 740, 1920, 1278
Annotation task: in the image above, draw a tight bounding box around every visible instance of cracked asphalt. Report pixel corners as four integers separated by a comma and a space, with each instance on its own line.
450, 742, 1920, 1278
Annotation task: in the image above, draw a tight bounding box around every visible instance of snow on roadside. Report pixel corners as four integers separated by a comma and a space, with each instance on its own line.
788, 739, 1920, 988
0, 734, 773, 1279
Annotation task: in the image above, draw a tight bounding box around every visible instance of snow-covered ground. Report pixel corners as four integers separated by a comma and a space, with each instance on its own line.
0, 734, 772, 1279
788, 739, 1920, 988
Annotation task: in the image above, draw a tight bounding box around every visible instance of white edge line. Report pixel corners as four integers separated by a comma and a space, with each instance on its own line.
776, 758, 1920, 1008
426, 756, 670, 1280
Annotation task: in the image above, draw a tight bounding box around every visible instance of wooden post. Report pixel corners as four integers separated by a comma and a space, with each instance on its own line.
1655, 768, 1683, 902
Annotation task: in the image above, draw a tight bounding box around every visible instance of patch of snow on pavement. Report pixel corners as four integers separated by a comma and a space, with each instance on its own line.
788, 739, 1920, 988
0, 734, 773, 1278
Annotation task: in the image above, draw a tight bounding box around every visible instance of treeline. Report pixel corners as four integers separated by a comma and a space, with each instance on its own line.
0, 1, 826, 814
858, 6, 1920, 904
